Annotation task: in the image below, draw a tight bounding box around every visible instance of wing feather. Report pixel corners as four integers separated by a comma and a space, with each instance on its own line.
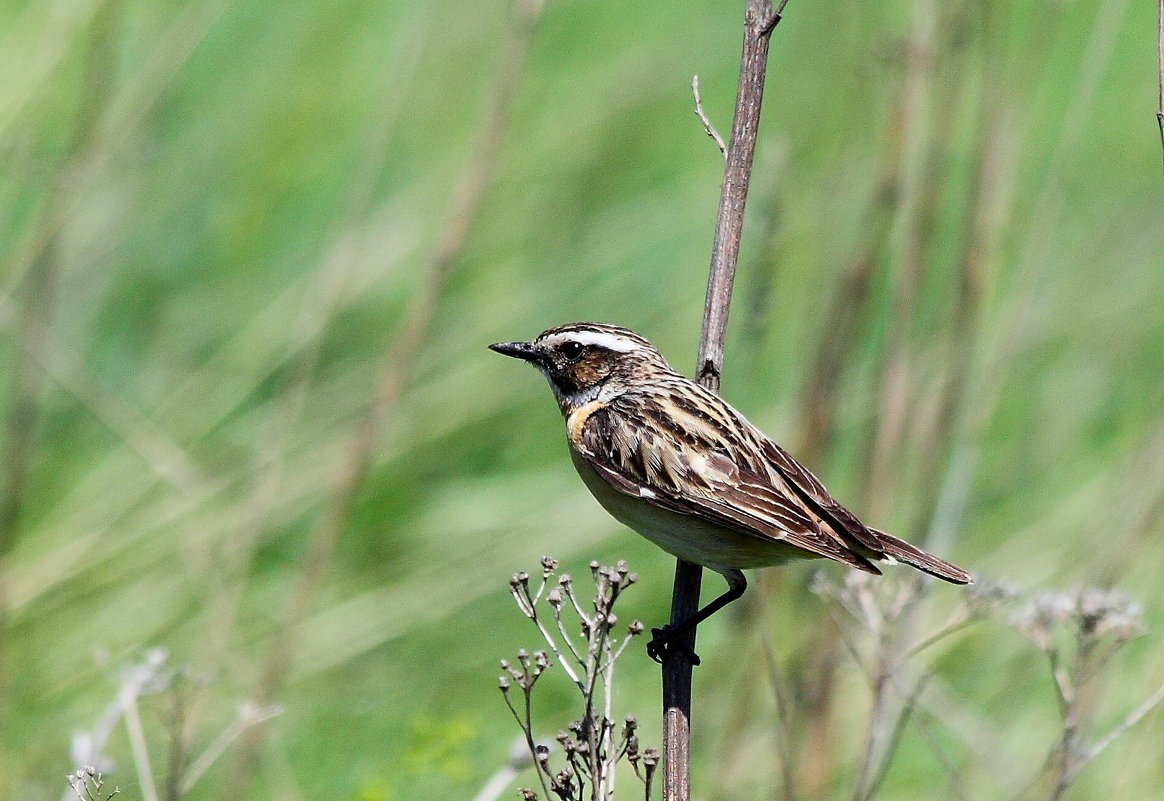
576, 394, 881, 573
760, 438, 886, 552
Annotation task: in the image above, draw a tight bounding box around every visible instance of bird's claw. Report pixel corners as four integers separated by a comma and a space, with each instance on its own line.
647, 625, 701, 666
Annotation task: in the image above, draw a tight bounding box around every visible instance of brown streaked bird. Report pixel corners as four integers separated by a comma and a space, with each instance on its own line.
490, 322, 972, 661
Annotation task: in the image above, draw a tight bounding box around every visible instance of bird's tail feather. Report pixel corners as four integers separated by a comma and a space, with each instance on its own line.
869, 528, 973, 585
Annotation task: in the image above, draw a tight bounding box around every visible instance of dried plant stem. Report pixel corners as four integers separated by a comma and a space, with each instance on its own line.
691, 76, 728, 162
503, 560, 648, 800
761, 636, 798, 801
122, 693, 160, 801
785, 100, 905, 800
0, 6, 124, 795
177, 705, 282, 795
695, 0, 786, 392
1158, 0, 1164, 169
223, 1, 544, 794
1083, 679, 1164, 765
663, 1, 786, 799
863, 0, 939, 523
192, 0, 440, 708
2, 0, 228, 303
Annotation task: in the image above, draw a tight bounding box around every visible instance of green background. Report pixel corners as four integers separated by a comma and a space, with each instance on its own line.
2, 0, 1163, 798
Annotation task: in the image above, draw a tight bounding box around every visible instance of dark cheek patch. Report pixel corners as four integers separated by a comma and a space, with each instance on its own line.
573, 355, 608, 386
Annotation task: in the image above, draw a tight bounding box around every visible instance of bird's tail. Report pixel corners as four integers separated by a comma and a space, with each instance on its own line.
869, 528, 973, 585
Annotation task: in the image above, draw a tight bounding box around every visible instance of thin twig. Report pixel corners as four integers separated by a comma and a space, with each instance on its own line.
691, 76, 727, 161
0, 311, 199, 486
178, 705, 282, 794
761, 635, 797, 801
603, 641, 617, 799
471, 738, 534, 801
903, 611, 976, 659
501, 686, 552, 800
552, 601, 588, 668
121, 693, 159, 801
1080, 679, 1164, 766
858, 672, 932, 801
826, 603, 978, 801
887, 676, 972, 801
563, 575, 592, 622
607, 627, 639, 666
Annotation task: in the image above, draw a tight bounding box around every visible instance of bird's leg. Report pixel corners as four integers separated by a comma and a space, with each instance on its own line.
647, 570, 747, 665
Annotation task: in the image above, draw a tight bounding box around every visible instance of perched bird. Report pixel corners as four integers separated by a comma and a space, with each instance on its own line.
490, 322, 971, 661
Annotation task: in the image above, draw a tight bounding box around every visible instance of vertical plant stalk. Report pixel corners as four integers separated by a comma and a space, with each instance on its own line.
189, 0, 439, 739
662, 1, 786, 799
862, 0, 939, 523
0, 4, 123, 796
1158, 0, 1163, 169
223, 0, 545, 795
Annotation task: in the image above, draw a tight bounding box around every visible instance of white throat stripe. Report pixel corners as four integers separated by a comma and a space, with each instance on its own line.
542, 330, 639, 352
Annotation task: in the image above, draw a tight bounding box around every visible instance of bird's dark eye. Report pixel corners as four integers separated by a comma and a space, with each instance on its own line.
560, 341, 586, 362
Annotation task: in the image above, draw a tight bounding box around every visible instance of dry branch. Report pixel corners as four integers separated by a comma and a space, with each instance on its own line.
691, 76, 728, 162
1158, 0, 1164, 169
662, 1, 787, 799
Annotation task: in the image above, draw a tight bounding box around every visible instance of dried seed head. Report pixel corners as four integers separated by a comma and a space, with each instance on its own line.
541, 555, 558, 574
628, 620, 645, 635
555, 769, 575, 787
1077, 588, 1143, 641
965, 577, 1024, 616
808, 570, 835, 598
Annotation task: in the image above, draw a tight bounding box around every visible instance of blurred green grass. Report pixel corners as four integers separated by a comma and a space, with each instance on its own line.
2, 0, 1163, 798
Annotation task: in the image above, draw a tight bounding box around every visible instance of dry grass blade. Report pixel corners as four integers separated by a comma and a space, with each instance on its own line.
223, 0, 547, 794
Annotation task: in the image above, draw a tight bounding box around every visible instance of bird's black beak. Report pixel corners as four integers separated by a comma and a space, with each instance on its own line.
489, 340, 542, 363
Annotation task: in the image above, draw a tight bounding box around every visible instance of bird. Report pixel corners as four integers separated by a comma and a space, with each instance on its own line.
490, 322, 971, 662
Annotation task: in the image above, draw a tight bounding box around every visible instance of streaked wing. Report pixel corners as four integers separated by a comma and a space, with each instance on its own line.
759, 438, 972, 582
574, 386, 881, 573
759, 437, 885, 552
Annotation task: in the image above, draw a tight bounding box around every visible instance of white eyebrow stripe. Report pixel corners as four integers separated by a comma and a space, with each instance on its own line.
541, 330, 640, 352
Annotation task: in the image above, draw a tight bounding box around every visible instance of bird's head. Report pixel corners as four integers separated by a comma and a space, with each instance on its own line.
490, 322, 673, 413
